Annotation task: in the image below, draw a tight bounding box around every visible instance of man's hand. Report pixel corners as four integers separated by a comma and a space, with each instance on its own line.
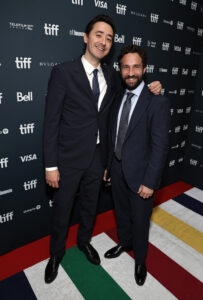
138, 184, 154, 199
148, 81, 162, 95
103, 169, 111, 182
46, 169, 60, 188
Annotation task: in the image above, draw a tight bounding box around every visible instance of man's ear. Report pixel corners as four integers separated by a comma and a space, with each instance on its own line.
84, 33, 88, 44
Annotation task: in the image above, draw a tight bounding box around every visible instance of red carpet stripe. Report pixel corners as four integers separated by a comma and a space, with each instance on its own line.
106, 228, 203, 300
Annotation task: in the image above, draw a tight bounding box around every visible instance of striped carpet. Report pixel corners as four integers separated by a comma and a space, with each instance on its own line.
0, 182, 203, 299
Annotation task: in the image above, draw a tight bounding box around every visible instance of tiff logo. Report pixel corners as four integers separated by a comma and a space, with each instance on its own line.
19, 123, 35, 134
181, 141, 186, 147
183, 124, 188, 131
23, 179, 37, 191
191, 1, 197, 10
170, 108, 174, 115
195, 126, 203, 133
191, 69, 197, 77
190, 159, 198, 166
94, 0, 108, 9
174, 45, 181, 52
150, 13, 159, 23
146, 65, 154, 73
17, 92, 33, 102
172, 67, 179, 75
186, 106, 191, 113
132, 37, 142, 46
15, 57, 32, 69
49, 200, 54, 207
0, 212, 14, 223
161, 89, 165, 95
185, 47, 191, 55
0, 92, 3, 104
0, 157, 8, 168
44, 23, 59, 36
197, 28, 203, 37
180, 89, 186, 95
169, 160, 175, 167
162, 42, 170, 51
175, 126, 181, 133
179, 0, 186, 5
116, 4, 127, 15
177, 21, 184, 30
182, 68, 188, 75
72, 0, 83, 5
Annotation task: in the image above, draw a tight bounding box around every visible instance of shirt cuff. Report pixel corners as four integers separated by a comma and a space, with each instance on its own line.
45, 167, 58, 171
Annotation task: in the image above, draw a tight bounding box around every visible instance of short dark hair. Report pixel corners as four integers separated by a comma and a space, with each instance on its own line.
118, 44, 147, 68
84, 15, 116, 36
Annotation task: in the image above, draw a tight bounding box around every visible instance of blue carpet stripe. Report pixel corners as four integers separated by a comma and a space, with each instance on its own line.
173, 194, 203, 216
0, 272, 37, 300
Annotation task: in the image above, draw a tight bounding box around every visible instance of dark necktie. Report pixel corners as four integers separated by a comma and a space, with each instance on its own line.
115, 92, 134, 160
92, 69, 100, 102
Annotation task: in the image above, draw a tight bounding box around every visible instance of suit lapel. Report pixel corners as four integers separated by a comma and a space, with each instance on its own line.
99, 63, 111, 112
111, 89, 125, 145
125, 85, 151, 142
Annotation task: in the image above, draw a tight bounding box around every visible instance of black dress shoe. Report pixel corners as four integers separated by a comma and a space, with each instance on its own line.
78, 243, 100, 265
135, 263, 147, 286
45, 255, 63, 284
104, 244, 131, 259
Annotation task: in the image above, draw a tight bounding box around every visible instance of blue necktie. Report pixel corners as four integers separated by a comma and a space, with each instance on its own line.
115, 92, 134, 160
92, 69, 100, 102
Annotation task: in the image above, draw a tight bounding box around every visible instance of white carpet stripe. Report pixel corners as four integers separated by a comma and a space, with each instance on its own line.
149, 222, 203, 282
24, 259, 84, 300
184, 187, 203, 203
159, 200, 203, 232
92, 233, 177, 300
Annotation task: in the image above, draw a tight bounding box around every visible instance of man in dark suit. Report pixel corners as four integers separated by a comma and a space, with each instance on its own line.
104, 45, 170, 286
44, 15, 162, 284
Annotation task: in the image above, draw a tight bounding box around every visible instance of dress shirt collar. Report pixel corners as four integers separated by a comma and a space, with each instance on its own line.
125, 80, 145, 98
81, 55, 102, 75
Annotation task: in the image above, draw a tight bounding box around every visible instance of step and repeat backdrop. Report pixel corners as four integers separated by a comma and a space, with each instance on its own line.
0, 0, 202, 254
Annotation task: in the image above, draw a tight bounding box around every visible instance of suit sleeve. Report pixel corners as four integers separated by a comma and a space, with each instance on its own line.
142, 96, 170, 190
43, 66, 66, 168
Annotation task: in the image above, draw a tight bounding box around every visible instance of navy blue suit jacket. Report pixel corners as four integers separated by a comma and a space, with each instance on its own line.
43, 57, 118, 169
108, 85, 170, 192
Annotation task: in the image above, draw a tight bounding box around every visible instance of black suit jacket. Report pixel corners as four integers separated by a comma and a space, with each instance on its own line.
43, 57, 118, 169
108, 85, 170, 192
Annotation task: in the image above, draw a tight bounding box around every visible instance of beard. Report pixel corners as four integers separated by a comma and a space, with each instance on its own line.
122, 75, 143, 90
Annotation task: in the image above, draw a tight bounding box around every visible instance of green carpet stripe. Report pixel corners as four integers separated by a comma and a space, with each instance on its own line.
61, 246, 131, 300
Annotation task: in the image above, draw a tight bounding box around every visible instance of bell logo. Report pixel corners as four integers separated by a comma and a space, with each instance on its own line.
0, 212, 14, 223
72, 0, 83, 5
114, 34, 125, 43
0, 157, 8, 168
44, 24, 59, 36
19, 123, 35, 134
15, 57, 32, 69
17, 92, 33, 102
116, 4, 127, 15
23, 179, 37, 191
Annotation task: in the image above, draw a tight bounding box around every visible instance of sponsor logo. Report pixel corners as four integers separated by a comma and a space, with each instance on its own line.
0, 212, 14, 223
23, 179, 37, 191
190, 159, 198, 166
170, 108, 174, 115
171, 144, 179, 149
169, 90, 177, 94
116, 3, 127, 15
177, 108, 183, 114
172, 67, 179, 75
49, 200, 54, 207
23, 205, 41, 214
132, 37, 142, 46
39, 62, 59, 67
188, 90, 194, 94
191, 69, 197, 77
0, 92, 3, 104
174, 45, 181, 52
20, 154, 37, 162
181, 141, 186, 147
185, 47, 191, 55
0, 157, 8, 168
161, 88, 165, 95
69, 29, 84, 37
191, 144, 202, 149
146, 65, 154, 73
179, 0, 187, 5
19, 123, 35, 134
94, 0, 107, 9
9, 22, 34, 30
113, 62, 120, 71
183, 124, 188, 131
195, 126, 203, 133
15, 57, 32, 69
0, 189, 13, 196
0, 128, 9, 135
186, 106, 191, 113
147, 40, 156, 48
163, 19, 173, 26
178, 157, 184, 163
193, 51, 201, 56
177, 21, 184, 30
182, 68, 188, 75
159, 67, 168, 73
197, 28, 203, 37
17, 92, 33, 102
71, 0, 83, 5
175, 126, 181, 133
44, 23, 59, 36
187, 26, 195, 32
131, 11, 147, 18
114, 33, 125, 43
162, 42, 170, 51
180, 89, 186, 95
169, 160, 175, 167
191, 1, 197, 10
150, 13, 159, 23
